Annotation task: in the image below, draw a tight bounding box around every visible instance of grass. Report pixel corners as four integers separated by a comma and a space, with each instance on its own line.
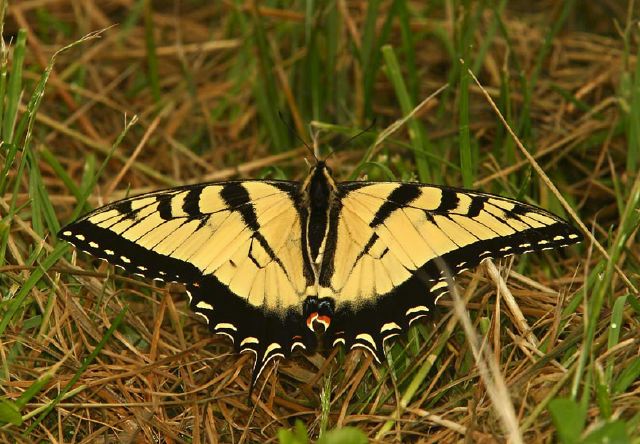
0, 0, 639, 442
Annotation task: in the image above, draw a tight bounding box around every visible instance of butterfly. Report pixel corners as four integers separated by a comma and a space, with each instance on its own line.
58, 159, 582, 391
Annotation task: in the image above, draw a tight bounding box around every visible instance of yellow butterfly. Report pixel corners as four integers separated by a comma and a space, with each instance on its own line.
59, 159, 581, 390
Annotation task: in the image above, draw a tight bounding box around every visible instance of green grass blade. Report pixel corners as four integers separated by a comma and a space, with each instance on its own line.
571, 175, 640, 398
459, 59, 473, 187
583, 421, 630, 444
2, 28, 26, 143
317, 427, 367, 444
120, 0, 145, 34
15, 361, 59, 409
548, 398, 586, 444
0, 140, 29, 266
0, 399, 22, 426
143, 0, 161, 102
40, 146, 82, 199
278, 420, 309, 444
303, 3, 322, 121
68, 117, 138, 222
613, 357, 640, 395
0, 1, 8, 129
0, 243, 68, 338
605, 295, 627, 384
28, 154, 44, 236
350, 161, 397, 181
251, 5, 287, 151
517, 0, 576, 139
626, 41, 640, 175
381, 44, 431, 182
471, 0, 506, 75
31, 154, 60, 235
362, 0, 400, 118
396, 0, 418, 99
360, 0, 381, 74
324, 1, 339, 121
627, 293, 640, 316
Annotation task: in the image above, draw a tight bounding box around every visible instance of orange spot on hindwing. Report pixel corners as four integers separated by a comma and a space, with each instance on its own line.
306, 312, 332, 334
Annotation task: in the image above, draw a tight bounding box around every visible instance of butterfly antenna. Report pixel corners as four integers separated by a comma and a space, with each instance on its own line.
326, 118, 377, 160
311, 128, 321, 160
278, 111, 317, 162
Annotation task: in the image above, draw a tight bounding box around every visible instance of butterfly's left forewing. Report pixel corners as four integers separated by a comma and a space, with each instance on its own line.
320, 181, 582, 358
59, 180, 314, 388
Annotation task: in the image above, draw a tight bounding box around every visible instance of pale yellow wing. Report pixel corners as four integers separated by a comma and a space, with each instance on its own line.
319, 182, 581, 359
59, 180, 314, 388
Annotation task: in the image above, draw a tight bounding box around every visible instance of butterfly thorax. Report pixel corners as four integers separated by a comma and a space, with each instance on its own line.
301, 162, 338, 278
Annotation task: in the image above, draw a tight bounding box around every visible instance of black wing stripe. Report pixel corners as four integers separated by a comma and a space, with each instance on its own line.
115, 200, 135, 219
318, 203, 341, 287
370, 184, 421, 227
467, 195, 485, 217
157, 194, 173, 220
340, 198, 435, 269
220, 183, 258, 229
182, 188, 204, 218
355, 233, 380, 262
435, 188, 459, 213
219, 183, 286, 270
330, 207, 397, 292
330, 202, 413, 286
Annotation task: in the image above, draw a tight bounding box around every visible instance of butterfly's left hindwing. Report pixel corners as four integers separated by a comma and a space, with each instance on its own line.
320, 182, 582, 357
59, 180, 315, 389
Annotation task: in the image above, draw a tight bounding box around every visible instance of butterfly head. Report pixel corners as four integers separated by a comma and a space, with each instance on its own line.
304, 160, 337, 203
310, 159, 333, 179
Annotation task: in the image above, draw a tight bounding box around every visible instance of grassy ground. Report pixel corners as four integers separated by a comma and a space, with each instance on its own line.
0, 0, 638, 442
